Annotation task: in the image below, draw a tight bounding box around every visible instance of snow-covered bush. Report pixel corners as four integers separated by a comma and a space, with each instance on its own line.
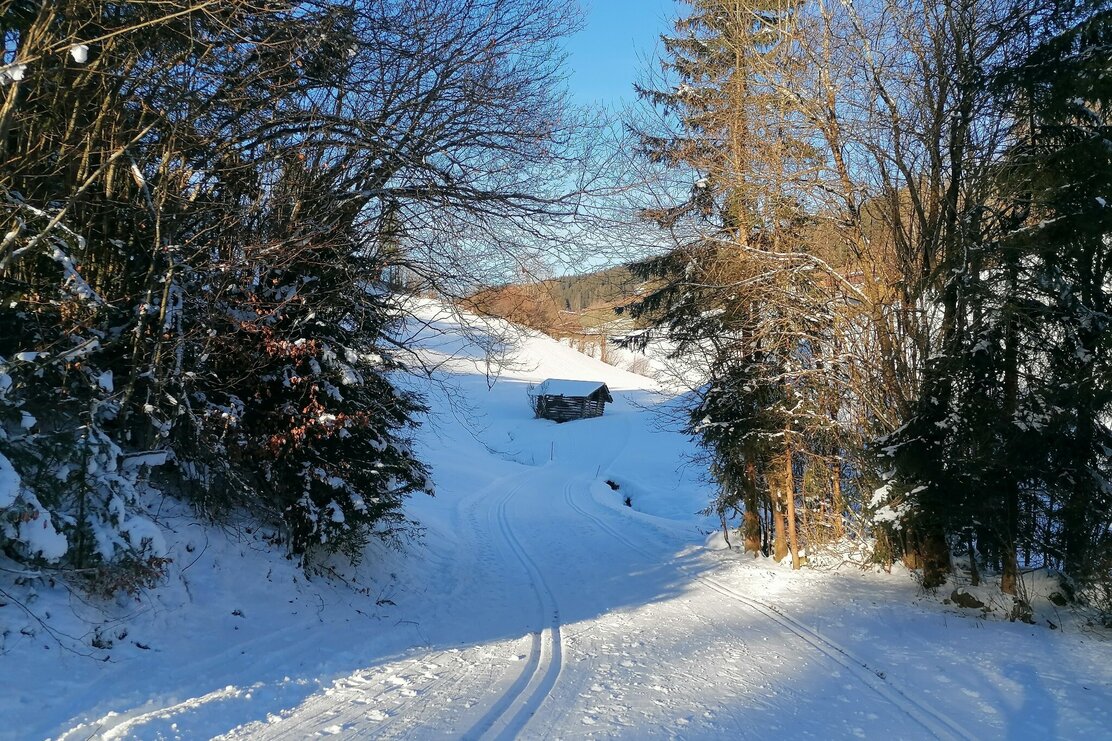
0, 348, 169, 593
165, 155, 433, 565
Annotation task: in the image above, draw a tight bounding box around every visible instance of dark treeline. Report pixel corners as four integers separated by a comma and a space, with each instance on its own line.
549, 265, 641, 312
629, 0, 1111, 615
0, 0, 580, 590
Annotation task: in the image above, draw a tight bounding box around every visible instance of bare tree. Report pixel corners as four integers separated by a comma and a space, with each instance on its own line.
0, 0, 589, 581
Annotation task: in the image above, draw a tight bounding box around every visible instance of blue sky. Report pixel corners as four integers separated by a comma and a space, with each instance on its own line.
562, 0, 678, 107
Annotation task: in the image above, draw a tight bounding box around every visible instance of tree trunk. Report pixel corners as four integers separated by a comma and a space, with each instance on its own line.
772, 491, 789, 563
967, 531, 981, 587
743, 457, 762, 554
918, 527, 951, 589
830, 461, 845, 539
784, 446, 802, 569
1000, 259, 1020, 596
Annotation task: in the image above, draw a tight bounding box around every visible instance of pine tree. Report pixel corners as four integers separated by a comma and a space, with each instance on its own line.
174, 154, 432, 563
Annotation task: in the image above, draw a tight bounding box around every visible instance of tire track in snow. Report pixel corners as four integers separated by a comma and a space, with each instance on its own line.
561, 481, 972, 741
462, 480, 564, 740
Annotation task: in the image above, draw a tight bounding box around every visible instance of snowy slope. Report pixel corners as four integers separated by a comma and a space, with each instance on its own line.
2, 300, 1110, 740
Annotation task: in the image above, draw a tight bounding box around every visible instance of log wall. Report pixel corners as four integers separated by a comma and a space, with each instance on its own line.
534, 395, 606, 422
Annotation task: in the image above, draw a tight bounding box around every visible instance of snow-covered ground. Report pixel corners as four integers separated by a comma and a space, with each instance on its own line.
2, 301, 1110, 740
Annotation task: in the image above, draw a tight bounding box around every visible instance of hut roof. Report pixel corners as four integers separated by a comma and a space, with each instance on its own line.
532, 379, 613, 403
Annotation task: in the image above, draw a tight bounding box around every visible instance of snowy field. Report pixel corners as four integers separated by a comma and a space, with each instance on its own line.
2, 301, 1110, 740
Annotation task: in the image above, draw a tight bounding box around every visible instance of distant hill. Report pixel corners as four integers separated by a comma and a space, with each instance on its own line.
465, 265, 654, 339
547, 265, 641, 312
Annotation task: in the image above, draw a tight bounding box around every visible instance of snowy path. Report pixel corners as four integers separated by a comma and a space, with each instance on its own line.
232, 461, 1089, 741
10, 302, 1111, 740
215, 427, 961, 740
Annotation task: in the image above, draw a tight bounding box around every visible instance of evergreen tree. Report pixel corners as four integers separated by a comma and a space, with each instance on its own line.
629, 0, 839, 565
880, 0, 1112, 598
996, 0, 1112, 588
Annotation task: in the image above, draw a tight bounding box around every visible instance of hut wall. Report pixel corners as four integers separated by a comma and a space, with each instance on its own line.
535, 395, 605, 422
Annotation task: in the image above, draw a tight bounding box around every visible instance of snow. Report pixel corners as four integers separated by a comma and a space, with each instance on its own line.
15, 510, 69, 562
1, 481, 69, 562
118, 514, 168, 558
119, 451, 169, 470
1, 299, 1110, 739
530, 378, 610, 398
0, 62, 26, 85
0, 451, 19, 509
872, 503, 905, 526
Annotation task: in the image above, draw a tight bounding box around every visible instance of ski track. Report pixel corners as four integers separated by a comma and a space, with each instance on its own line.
462, 481, 564, 740
220, 475, 543, 740
560, 480, 972, 741
215, 470, 568, 741
466, 412, 631, 740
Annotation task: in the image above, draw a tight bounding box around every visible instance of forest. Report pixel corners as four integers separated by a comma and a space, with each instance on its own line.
628, 0, 1112, 614
2, 0, 1111, 620
465, 265, 643, 340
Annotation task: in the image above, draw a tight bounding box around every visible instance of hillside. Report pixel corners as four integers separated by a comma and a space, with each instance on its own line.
466, 265, 651, 339
3, 301, 1109, 739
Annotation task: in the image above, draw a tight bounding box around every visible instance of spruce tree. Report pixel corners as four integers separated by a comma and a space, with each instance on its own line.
880, 0, 1111, 596
995, 0, 1112, 587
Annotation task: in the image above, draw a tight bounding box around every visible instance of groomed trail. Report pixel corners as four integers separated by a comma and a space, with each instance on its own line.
220, 436, 951, 740
17, 301, 1112, 740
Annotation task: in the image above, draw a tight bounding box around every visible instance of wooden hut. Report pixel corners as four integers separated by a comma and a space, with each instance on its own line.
529, 379, 613, 422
